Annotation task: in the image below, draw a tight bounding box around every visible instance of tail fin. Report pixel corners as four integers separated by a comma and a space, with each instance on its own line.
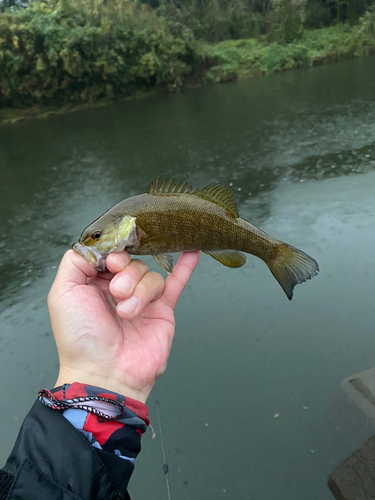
266, 243, 319, 300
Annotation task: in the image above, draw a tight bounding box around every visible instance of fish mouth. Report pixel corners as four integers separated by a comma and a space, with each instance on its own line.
72, 242, 107, 272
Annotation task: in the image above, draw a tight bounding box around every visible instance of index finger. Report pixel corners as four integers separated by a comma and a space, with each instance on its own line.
162, 252, 200, 309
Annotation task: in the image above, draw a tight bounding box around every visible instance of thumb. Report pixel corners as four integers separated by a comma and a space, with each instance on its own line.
50, 249, 98, 297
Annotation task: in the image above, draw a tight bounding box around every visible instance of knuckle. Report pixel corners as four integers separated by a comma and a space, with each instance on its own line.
148, 271, 164, 283
136, 273, 164, 298
170, 273, 185, 289
130, 259, 149, 274
135, 282, 148, 297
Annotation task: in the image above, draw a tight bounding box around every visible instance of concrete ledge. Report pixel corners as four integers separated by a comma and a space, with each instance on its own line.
340, 367, 375, 424
328, 433, 375, 500
329, 367, 375, 499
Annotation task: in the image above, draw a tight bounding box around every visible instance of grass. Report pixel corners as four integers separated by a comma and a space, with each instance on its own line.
197, 25, 375, 84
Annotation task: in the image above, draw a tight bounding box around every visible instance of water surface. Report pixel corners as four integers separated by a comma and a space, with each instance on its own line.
1, 56, 375, 499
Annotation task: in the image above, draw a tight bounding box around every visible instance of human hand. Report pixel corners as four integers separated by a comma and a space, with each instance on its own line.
48, 250, 200, 403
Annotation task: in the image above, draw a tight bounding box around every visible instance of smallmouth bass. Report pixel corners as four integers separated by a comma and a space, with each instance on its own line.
73, 179, 319, 300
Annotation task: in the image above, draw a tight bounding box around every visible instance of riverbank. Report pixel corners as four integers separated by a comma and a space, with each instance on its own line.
199, 25, 375, 84
1, 6, 375, 126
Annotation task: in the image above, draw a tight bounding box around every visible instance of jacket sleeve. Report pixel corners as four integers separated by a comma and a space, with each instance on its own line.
0, 390, 147, 500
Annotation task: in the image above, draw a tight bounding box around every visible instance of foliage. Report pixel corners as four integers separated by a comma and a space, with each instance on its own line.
0, 0, 195, 107
267, 0, 307, 44
1, 0, 375, 111
304, 0, 332, 29
358, 5, 375, 35
199, 23, 375, 83
157, 0, 267, 43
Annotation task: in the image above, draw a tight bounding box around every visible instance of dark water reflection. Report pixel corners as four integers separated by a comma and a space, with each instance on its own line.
1, 56, 375, 499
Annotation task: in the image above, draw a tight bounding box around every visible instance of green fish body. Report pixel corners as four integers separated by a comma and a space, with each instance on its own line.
73, 180, 319, 300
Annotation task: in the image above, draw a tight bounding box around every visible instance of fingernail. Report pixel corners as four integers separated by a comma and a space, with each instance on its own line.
114, 275, 132, 294
118, 296, 138, 315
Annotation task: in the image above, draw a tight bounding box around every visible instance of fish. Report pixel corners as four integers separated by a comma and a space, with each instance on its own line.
73, 179, 319, 300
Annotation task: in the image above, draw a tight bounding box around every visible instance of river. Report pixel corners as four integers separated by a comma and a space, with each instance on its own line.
1, 56, 375, 499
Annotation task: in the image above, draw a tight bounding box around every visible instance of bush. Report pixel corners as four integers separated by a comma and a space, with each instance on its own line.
358, 5, 375, 35
0, 0, 195, 107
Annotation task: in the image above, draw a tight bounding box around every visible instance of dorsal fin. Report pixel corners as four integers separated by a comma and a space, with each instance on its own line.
147, 178, 199, 196
194, 182, 238, 218
147, 179, 238, 218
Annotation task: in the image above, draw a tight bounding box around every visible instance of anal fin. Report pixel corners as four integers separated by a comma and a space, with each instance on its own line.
203, 250, 247, 268
153, 254, 174, 274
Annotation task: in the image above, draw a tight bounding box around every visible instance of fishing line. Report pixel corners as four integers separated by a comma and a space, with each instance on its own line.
155, 399, 172, 500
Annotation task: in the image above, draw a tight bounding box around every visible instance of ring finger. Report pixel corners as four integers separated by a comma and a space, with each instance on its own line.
109, 259, 149, 301
116, 271, 165, 319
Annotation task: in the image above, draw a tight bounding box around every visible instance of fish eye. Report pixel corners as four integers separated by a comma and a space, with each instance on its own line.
92, 231, 102, 240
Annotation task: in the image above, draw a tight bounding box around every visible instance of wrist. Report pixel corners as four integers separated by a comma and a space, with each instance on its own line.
55, 366, 152, 404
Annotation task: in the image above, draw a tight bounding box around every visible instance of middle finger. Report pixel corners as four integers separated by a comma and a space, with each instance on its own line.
110, 259, 149, 300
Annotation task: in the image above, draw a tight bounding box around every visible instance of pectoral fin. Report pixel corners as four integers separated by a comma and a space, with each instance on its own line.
203, 250, 247, 268
143, 232, 177, 246
153, 254, 174, 274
